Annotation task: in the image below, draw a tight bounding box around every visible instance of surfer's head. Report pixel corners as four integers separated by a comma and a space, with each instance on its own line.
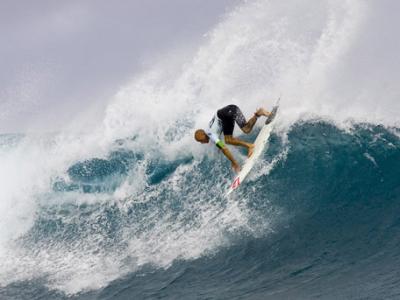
194, 129, 209, 144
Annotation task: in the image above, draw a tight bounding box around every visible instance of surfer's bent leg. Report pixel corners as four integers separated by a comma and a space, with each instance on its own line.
217, 105, 251, 134
240, 107, 272, 133
218, 105, 254, 157
234, 107, 248, 130
239, 108, 258, 134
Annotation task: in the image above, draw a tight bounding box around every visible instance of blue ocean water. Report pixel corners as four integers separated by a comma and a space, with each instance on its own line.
1, 121, 399, 299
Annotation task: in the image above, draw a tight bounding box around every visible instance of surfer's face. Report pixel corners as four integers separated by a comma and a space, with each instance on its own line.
194, 130, 209, 144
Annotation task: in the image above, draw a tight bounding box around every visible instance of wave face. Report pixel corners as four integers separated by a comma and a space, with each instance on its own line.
1, 122, 399, 300
1, 0, 400, 299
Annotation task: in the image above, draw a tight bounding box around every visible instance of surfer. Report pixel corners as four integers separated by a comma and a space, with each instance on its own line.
194, 104, 271, 173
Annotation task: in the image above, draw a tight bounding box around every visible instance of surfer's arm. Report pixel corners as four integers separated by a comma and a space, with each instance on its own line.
218, 144, 240, 172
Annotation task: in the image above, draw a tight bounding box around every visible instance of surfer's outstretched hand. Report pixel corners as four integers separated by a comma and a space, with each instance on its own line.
232, 162, 241, 173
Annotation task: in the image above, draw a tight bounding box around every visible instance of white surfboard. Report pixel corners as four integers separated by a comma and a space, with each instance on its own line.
226, 103, 279, 195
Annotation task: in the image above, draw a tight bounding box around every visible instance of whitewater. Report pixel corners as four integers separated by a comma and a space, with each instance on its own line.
1, 0, 400, 299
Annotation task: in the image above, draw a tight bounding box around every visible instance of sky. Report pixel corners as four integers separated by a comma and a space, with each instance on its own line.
2, 0, 399, 134
0, 0, 240, 133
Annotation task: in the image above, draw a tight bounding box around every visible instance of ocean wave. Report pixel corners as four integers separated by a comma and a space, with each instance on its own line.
1, 121, 399, 299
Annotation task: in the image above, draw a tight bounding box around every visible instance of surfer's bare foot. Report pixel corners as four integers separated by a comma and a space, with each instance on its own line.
255, 108, 271, 117
248, 144, 255, 157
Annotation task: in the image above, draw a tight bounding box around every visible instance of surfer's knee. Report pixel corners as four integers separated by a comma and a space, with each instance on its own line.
224, 135, 233, 144
241, 126, 251, 134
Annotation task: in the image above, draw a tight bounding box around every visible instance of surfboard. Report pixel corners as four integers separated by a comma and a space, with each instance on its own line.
226, 103, 279, 195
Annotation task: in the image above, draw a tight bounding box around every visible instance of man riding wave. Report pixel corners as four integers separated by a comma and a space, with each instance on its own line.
194, 104, 271, 173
